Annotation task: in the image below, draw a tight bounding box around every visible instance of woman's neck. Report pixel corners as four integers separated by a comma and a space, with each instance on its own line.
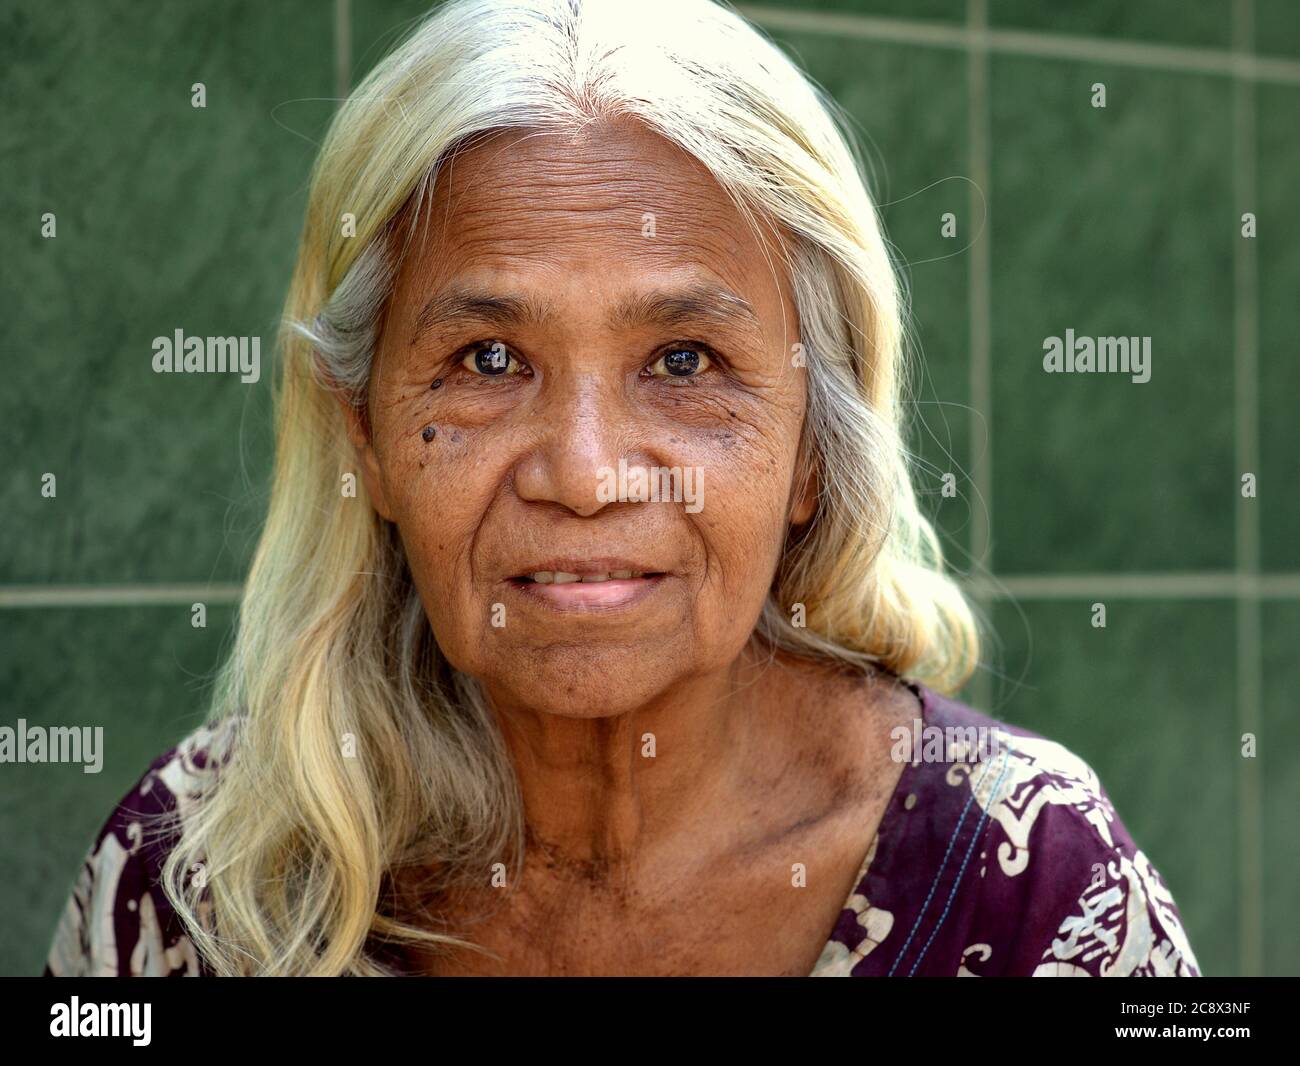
482, 639, 792, 873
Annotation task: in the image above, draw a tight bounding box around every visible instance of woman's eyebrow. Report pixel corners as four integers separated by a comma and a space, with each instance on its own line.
410, 283, 762, 346
607, 284, 762, 337
410, 289, 554, 347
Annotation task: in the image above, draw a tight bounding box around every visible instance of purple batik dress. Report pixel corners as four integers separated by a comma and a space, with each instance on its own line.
44, 683, 1201, 977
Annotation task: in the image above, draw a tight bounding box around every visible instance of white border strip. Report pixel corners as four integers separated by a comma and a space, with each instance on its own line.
7, 574, 1300, 609
964, 573, 1300, 599
1233, 0, 1264, 980
966, 0, 993, 714
0, 585, 244, 608
335, 0, 352, 102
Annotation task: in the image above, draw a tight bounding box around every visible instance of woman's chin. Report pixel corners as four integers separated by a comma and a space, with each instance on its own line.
477, 660, 690, 720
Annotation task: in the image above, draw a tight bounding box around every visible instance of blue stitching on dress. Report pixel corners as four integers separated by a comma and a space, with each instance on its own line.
886, 754, 998, 976
906, 748, 1013, 976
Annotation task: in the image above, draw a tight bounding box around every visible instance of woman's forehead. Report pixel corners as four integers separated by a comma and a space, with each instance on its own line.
398, 121, 791, 300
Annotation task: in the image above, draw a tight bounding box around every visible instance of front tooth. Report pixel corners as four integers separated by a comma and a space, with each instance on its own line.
609, 570, 633, 579
552, 572, 581, 584
581, 573, 610, 583
532, 572, 555, 584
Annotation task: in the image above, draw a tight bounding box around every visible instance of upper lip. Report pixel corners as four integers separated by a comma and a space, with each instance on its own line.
505, 557, 666, 579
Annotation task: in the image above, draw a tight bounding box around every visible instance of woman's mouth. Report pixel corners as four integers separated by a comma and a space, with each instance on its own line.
505, 567, 668, 610
522, 569, 652, 583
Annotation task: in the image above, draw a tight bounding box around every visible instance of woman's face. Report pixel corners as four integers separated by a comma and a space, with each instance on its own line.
351, 119, 815, 718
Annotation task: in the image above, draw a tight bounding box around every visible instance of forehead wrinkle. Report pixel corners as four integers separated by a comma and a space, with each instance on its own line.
432, 157, 751, 252
401, 130, 796, 350
430, 201, 764, 292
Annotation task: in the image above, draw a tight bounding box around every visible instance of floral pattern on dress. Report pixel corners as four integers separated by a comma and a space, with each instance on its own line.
811, 686, 1200, 977
43, 721, 232, 977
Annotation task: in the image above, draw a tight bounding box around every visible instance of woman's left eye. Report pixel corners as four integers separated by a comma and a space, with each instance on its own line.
460, 340, 526, 376
646, 345, 713, 378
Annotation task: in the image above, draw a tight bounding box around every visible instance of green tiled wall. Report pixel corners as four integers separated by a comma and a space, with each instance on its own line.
990, 600, 1240, 974
989, 56, 1237, 574
1259, 82, 1300, 570
0, 607, 239, 969
2, 0, 1295, 977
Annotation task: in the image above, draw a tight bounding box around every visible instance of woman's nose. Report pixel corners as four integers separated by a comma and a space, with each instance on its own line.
510, 370, 636, 517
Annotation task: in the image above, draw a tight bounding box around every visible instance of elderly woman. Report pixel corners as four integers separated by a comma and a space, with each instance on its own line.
45, 0, 1198, 977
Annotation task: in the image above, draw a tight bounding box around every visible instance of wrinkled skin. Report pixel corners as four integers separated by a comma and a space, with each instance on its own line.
343, 119, 916, 975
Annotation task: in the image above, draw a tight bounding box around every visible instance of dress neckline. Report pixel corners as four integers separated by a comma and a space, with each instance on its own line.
806, 673, 929, 975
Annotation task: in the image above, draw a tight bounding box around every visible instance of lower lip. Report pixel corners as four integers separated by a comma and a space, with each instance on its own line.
506, 574, 666, 611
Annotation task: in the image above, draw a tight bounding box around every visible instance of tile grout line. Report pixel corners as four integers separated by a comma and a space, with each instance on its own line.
6, 573, 1300, 608
335, 0, 352, 104
738, 4, 1300, 85
0, 585, 245, 608
967, 0, 994, 714
1232, 0, 1263, 978
965, 573, 1300, 599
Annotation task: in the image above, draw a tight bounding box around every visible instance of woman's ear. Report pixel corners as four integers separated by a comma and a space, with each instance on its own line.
335, 391, 395, 522
789, 448, 819, 526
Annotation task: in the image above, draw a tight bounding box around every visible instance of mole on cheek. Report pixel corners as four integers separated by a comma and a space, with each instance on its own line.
430, 378, 443, 390
422, 425, 437, 442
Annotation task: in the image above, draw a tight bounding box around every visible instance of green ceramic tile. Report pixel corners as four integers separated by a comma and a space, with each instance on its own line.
0, 604, 238, 976
990, 58, 1236, 573
0, 0, 333, 583
772, 33, 975, 569
991, 0, 1232, 49
1255, 0, 1300, 58
1261, 602, 1300, 976
351, 0, 438, 85
989, 598, 1239, 975
1257, 84, 1300, 572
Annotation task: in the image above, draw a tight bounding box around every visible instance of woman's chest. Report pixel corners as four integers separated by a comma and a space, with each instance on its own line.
408, 898, 821, 976
398, 820, 883, 976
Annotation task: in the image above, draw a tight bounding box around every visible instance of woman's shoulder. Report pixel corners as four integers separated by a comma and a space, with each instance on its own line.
43, 718, 236, 977
817, 682, 1202, 977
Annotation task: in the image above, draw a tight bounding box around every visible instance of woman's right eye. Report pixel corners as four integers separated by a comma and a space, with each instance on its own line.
460, 340, 526, 376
